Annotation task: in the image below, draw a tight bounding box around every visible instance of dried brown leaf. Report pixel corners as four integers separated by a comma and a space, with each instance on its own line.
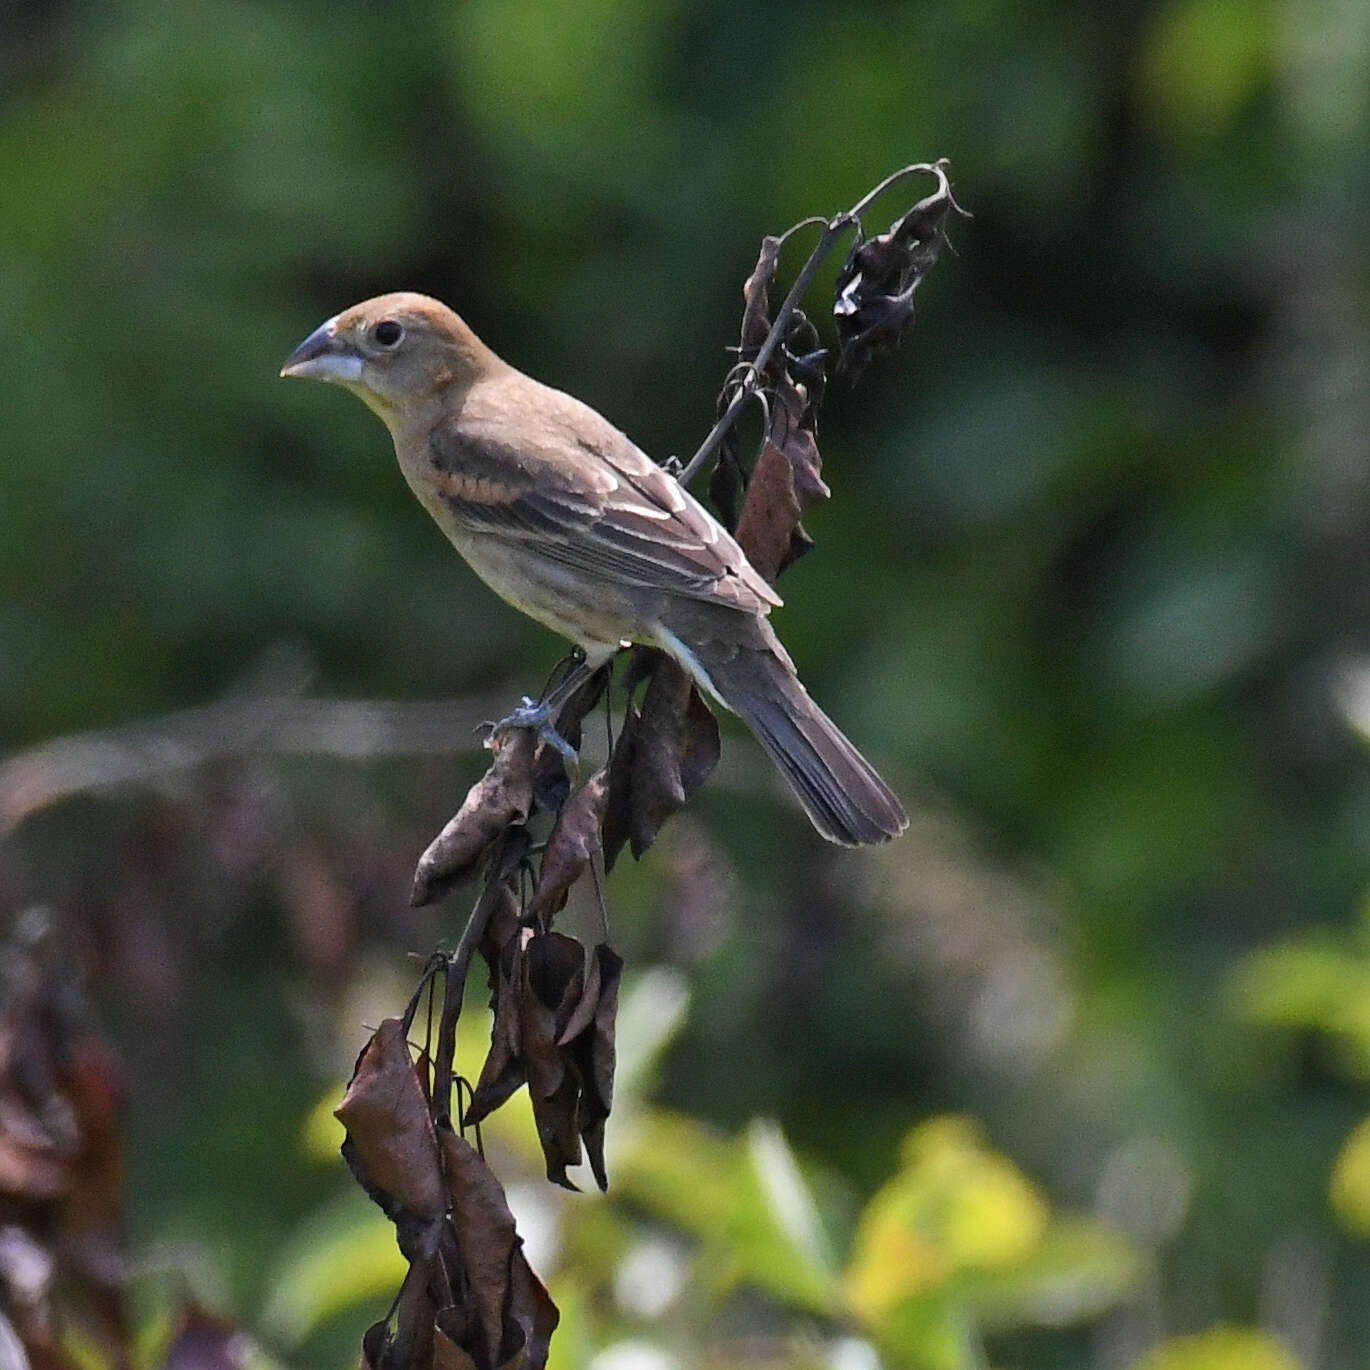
440, 1129, 518, 1365
475, 879, 523, 1069
706, 444, 743, 533
740, 235, 783, 357
505, 1256, 558, 1370
468, 927, 587, 1131
160, 1304, 252, 1370
411, 731, 536, 907
520, 935, 586, 1187
733, 439, 802, 585
494, 1335, 528, 1370
601, 694, 640, 874
335, 1019, 446, 1223
466, 934, 528, 1124
363, 1261, 436, 1370
732, 326, 832, 584
568, 943, 622, 1192
554, 941, 602, 1050
603, 654, 720, 869
528, 770, 609, 923
432, 1129, 559, 1370
630, 659, 720, 859
530, 1065, 582, 1191
524, 934, 586, 1050
733, 408, 829, 582
777, 390, 830, 510
478, 883, 522, 980
588, 944, 623, 1117
469, 937, 623, 1193
465, 932, 605, 1189
432, 1317, 481, 1370
360, 1320, 388, 1370
677, 678, 723, 799
834, 170, 952, 376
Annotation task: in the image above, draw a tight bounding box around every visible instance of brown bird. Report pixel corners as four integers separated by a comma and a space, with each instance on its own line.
281, 293, 907, 845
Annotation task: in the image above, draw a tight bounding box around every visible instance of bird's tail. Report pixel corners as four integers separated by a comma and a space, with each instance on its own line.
671, 627, 908, 846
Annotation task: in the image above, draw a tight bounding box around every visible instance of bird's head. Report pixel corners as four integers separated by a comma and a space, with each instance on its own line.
280, 292, 497, 423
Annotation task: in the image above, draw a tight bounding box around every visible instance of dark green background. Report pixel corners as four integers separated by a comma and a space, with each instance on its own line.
4, 0, 1370, 1366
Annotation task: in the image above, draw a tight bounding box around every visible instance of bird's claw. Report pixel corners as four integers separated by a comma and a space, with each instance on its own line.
484, 697, 580, 772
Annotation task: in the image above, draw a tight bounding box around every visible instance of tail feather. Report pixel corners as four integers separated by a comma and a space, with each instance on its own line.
683, 635, 908, 846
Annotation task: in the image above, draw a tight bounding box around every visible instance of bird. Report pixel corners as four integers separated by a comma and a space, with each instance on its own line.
281, 292, 907, 845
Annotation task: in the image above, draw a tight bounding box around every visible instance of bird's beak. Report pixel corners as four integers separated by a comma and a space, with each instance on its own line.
280, 318, 365, 383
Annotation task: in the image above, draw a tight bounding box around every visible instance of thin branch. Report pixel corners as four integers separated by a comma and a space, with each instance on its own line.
678, 222, 842, 487
432, 870, 509, 1127
0, 691, 517, 834
848, 157, 955, 222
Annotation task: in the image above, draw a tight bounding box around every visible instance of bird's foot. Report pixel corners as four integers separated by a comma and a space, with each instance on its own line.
483, 696, 580, 770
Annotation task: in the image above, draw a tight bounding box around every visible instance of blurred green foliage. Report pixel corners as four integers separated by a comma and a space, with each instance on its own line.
6, 0, 1370, 1365
1131, 1327, 1302, 1370
1232, 835, 1370, 1242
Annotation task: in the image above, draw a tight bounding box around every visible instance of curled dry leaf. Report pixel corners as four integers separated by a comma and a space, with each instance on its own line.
726, 236, 833, 582
361, 1258, 437, 1370
834, 165, 953, 377
735, 433, 821, 584
411, 730, 536, 907
603, 655, 720, 871
431, 1313, 480, 1370
521, 934, 588, 1183
440, 1130, 514, 1363
528, 770, 609, 923
601, 683, 642, 873
739, 234, 783, 358
340, 960, 562, 1370
335, 1018, 446, 1228
467, 931, 583, 1187
465, 931, 620, 1192
567, 943, 622, 1192
361, 1318, 391, 1370
465, 933, 530, 1125
441, 1129, 559, 1369
477, 881, 522, 995
705, 232, 788, 537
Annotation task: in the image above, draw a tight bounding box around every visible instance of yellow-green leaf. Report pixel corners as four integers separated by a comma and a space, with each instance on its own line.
1131, 1326, 1303, 1370
846, 1117, 1048, 1319
1330, 1113, 1370, 1235
259, 1191, 406, 1345
1139, 0, 1272, 141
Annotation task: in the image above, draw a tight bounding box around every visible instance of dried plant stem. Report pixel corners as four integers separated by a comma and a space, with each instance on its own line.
432, 875, 506, 1126
677, 160, 951, 489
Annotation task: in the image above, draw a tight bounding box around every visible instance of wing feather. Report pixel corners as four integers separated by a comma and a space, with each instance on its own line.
428, 378, 781, 611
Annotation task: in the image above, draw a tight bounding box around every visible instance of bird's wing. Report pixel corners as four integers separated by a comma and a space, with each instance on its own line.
428, 378, 781, 612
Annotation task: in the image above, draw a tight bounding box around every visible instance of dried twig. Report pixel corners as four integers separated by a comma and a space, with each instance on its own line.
0, 692, 517, 835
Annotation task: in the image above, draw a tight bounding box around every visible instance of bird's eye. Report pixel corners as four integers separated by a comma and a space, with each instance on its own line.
372, 320, 403, 348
